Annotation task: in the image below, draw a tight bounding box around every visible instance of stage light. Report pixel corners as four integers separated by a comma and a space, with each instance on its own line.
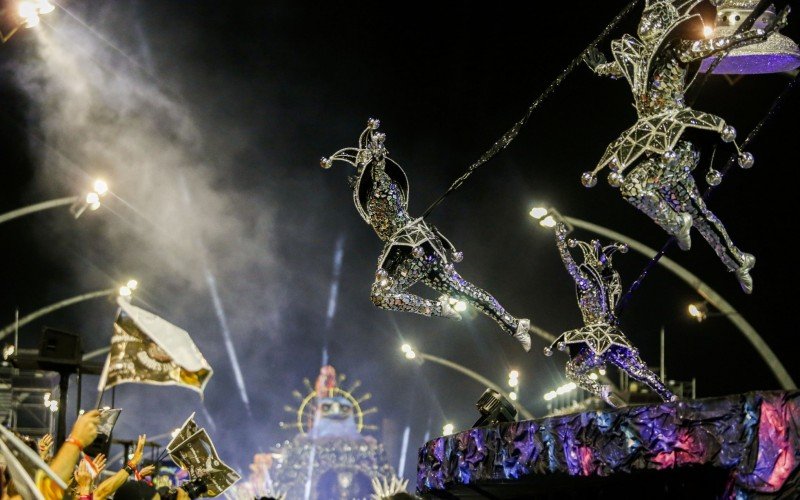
688, 303, 707, 322
703, 25, 713, 38
454, 300, 467, 312
529, 207, 548, 220
93, 179, 109, 196
509, 391, 517, 401
540, 215, 557, 228
598, 368, 606, 376
2, 344, 15, 360
473, 388, 517, 427
589, 373, 598, 380
404, 350, 416, 360
543, 391, 557, 401
508, 370, 519, 379
126, 279, 138, 290
118, 286, 132, 298
442, 423, 454, 435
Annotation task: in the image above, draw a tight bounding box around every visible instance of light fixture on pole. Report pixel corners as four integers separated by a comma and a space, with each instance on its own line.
688, 303, 708, 322
0, 279, 139, 341
0, 179, 109, 226
2, 0, 56, 42
507, 370, 519, 401
70, 179, 110, 219
529, 206, 573, 232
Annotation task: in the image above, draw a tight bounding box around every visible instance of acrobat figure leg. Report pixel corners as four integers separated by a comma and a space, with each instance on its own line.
620, 155, 694, 251
605, 345, 676, 402
370, 249, 456, 320
565, 346, 616, 404
422, 255, 532, 351
664, 143, 755, 293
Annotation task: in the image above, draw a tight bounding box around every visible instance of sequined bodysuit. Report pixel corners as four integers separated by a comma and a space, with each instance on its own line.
546, 224, 674, 404
322, 120, 531, 350
581, 1, 780, 292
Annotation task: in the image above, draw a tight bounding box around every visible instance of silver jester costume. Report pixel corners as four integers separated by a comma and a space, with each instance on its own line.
581, 0, 790, 294
321, 119, 532, 351
545, 223, 674, 406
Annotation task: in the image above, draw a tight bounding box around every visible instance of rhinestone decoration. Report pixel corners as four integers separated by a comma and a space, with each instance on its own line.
583, 0, 767, 291
321, 120, 531, 348
546, 223, 674, 405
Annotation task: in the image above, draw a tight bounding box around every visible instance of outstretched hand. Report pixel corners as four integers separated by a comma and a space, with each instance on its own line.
583, 46, 607, 70
130, 434, 146, 466
74, 460, 94, 495
139, 464, 156, 478
92, 453, 107, 475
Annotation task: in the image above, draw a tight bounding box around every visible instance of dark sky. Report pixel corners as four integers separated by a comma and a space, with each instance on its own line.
1, 0, 798, 482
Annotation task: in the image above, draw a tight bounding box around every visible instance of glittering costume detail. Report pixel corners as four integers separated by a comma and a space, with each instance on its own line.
620, 141, 752, 272
547, 223, 674, 404
322, 119, 531, 350
582, 0, 788, 293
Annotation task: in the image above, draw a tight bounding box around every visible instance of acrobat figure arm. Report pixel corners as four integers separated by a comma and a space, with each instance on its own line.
677, 6, 790, 63
555, 223, 592, 290
583, 46, 624, 78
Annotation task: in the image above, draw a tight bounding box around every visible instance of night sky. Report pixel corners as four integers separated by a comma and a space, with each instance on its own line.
1, 0, 798, 482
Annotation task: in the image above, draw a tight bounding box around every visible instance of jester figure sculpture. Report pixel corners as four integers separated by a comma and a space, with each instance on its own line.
581, 0, 790, 294
321, 119, 532, 350
545, 223, 674, 406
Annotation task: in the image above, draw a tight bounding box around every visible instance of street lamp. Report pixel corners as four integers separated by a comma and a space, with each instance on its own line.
688, 303, 708, 322
118, 279, 139, 299
507, 369, 519, 401
70, 179, 110, 219
0, 179, 109, 225
528, 204, 796, 391
400, 343, 535, 420
0, 279, 138, 341
2, 0, 56, 43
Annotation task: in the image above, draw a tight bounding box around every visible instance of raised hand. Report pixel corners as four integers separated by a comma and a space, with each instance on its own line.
139, 464, 156, 478
70, 410, 100, 449
92, 453, 107, 475
130, 434, 146, 466
74, 459, 94, 495
38, 434, 53, 460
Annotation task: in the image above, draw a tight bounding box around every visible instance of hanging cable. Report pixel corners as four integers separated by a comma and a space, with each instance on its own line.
420, 0, 642, 219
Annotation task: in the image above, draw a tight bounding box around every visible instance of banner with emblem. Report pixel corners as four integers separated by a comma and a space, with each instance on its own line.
98, 298, 212, 395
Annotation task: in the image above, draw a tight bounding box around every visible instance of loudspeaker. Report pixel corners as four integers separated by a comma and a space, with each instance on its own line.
36, 328, 82, 371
